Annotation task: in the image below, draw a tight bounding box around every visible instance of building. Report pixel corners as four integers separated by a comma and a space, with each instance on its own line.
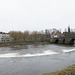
0, 32, 10, 42
51, 30, 61, 38
63, 26, 75, 38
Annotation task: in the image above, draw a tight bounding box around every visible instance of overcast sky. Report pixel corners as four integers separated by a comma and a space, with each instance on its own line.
0, 0, 75, 32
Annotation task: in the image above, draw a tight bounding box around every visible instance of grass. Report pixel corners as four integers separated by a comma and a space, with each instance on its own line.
41, 64, 75, 75
0, 41, 49, 47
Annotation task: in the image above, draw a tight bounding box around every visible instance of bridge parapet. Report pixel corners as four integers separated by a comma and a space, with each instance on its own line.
50, 37, 75, 44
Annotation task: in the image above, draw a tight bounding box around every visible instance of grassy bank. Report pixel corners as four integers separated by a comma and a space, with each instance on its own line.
0, 41, 49, 47
0, 41, 74, 47
41, 64, 75, 75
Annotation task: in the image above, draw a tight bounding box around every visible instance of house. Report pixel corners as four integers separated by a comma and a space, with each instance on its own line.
0, 32, 10, 42
51, 30, 61, 38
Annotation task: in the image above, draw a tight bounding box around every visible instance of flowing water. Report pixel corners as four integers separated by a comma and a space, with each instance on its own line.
0, 44, 75, 75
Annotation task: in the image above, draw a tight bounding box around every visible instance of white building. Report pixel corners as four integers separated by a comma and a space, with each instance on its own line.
0, 32, 10, 42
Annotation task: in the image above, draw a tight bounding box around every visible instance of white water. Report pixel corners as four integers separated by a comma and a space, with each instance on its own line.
0, 48, 75, 58
22, 50, 58, 57
0, 53, 18, 57
62, 48, 75, 53
0, 50, 58, 58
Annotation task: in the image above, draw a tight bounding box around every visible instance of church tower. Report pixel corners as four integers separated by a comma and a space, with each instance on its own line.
68, 25, 70, 33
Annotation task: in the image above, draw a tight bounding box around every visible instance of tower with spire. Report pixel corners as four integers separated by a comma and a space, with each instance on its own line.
68, 25, 70, 33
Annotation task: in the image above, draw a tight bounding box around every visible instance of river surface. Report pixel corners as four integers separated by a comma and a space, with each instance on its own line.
0, 44, 75, 75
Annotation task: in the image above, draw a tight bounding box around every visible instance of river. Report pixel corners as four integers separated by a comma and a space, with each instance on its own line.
0, 44, 75, 75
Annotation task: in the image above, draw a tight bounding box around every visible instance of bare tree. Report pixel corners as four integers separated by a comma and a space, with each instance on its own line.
23, 31, 30, 41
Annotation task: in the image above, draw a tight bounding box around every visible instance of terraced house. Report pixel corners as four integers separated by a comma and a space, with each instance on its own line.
0, 32, 10, 42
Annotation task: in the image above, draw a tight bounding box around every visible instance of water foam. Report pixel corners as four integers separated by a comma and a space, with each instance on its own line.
0, 53, 18, 57
22, 50, 58, 57
0, 48, 75, 58
62, 48, 75, 53
0, 50, 58, 58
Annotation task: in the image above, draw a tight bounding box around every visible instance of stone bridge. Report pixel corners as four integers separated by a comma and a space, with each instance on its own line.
50, 37, 75, 44
50, 26, 75, 44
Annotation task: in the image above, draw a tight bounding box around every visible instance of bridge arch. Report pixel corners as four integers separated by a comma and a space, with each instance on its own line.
70, 39, 75, 44
54, 39, 59, 43
62, 39, 65, 44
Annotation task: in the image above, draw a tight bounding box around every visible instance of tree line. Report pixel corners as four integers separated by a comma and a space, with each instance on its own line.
9, 28, 64, 42
9, 30, 48, 42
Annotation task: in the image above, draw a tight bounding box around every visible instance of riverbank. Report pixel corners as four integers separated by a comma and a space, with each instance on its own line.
0, 41, 49, 47
0, 41, 74, 47
41, 64, 75, 75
